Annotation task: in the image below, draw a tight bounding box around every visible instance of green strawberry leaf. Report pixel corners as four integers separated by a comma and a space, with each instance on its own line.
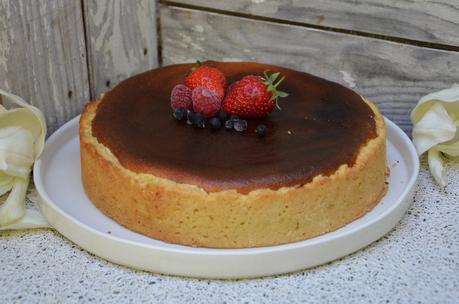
188, 60, 203, 75
277, 91, 289, 97
263, 70, 270, 79
275, 76, 285, 87
269, 72, 280, 83
262, 71, 289, 110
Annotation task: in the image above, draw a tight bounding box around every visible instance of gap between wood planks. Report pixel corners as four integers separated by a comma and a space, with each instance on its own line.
156, 0, 164, 67
80, 0, 94, 100
160, 0, 459, 53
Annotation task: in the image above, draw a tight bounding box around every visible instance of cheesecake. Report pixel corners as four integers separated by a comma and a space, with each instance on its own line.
79, 61, 387, 248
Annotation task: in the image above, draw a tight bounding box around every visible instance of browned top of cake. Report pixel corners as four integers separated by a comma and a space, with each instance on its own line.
91, 61, 377, 193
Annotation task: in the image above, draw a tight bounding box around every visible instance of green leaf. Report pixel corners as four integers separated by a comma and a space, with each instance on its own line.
189, 60, 202, 75
262, 71, 289, 111
277, 91, 289, 97
274, 76, 285, 88
276, 101, 282, 110
269, 72, 280, 83
263, 70, 270, 79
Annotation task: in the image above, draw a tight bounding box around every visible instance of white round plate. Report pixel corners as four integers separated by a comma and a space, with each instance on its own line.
34, 116, 419, 279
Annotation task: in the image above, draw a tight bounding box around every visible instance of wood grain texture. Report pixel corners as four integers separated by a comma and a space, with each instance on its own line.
160, 6, 459, 134
0, 0, 89, 133
83, 0, 159, 98
165, 0, 459, 47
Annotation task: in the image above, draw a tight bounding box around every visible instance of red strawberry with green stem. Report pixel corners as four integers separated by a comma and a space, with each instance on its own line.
222, 71, 288, 118
185, 62, 226, 99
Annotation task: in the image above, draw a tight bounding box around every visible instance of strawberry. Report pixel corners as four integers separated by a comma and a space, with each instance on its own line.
222, 72, 288, 118
185, 62, 226, 99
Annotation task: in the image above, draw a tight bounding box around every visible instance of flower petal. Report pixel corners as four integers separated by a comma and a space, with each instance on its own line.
428, 149, 447, 187
412, 103, 456, 156
411, 84, 459, 124
436, 138, 459, 157
0, 177, 28, 226
0, 90, 49, 230
0, 89, 47, 159
0, 172, 14, 196
0, 126, 35, 178
0, 209, 50, 230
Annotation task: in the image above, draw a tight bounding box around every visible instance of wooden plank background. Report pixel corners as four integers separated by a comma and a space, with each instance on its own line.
0, 0, 158, 133
164, 0, 459, 47
83, 0, 158, 98
0, 0, 458, 134
0, 0, 89, 133
159, 5, 459, 134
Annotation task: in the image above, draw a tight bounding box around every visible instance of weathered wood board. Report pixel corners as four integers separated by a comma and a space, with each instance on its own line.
0, 0, 89, 133
160, 6, 459, 134
163, 0, 459, 47
83, 0, 159, 98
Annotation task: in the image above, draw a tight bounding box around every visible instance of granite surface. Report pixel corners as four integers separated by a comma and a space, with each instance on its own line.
1, 159, 458, 304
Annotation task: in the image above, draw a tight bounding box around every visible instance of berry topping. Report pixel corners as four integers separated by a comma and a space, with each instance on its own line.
225, 119, 234, 130
172, 67, 282, 136
229, 114, 239, 121
222, 71, 288, 118
192, 112, 206, 128
170, 84, 192, 110
233, 119, 248, 132
186, 110, 196, 125
255, 124, 268, 137
185, 62, 226, 99
173, 108, 187, 121
208, 117, 222, 129
192, 87, 222, 117
217, 109, 228, 122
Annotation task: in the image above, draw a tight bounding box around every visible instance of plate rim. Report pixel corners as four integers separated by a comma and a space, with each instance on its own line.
33, 115, 419, 273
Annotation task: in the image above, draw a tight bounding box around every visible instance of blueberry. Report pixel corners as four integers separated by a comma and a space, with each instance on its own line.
217, 110, 228, 121
186, 110, 196, 125
173, 108, 187, 121
209, 117, 221, 129
255, 124, 268, 137
233, 119, 247, 132
229, 114, 239, 121
193, 113, 206, 128
225, 119, 234, 130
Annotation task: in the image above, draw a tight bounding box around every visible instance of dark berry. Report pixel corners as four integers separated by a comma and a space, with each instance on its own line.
173, 108, 187, 121
217, 109, 228, 121
233, 119, 248, 132
255, 124, 268, 137
225, 119, 234, 130
229, 114, 239, 121
187, 110, 196, 125
171, 84, 192, 110
193, 113, 206, 128
209, 117, 222, 129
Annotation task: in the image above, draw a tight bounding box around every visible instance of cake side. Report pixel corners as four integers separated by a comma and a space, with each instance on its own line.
80, 96, 387, 248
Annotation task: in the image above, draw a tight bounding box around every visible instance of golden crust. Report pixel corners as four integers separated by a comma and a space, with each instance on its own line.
80, 96, 387, 248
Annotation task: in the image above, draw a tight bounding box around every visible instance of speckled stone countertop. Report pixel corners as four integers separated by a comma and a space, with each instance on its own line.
1, 159, 458, 304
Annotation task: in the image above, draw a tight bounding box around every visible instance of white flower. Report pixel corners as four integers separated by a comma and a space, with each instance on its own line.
0, 89, 49, 230
411, 84, 459, 187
